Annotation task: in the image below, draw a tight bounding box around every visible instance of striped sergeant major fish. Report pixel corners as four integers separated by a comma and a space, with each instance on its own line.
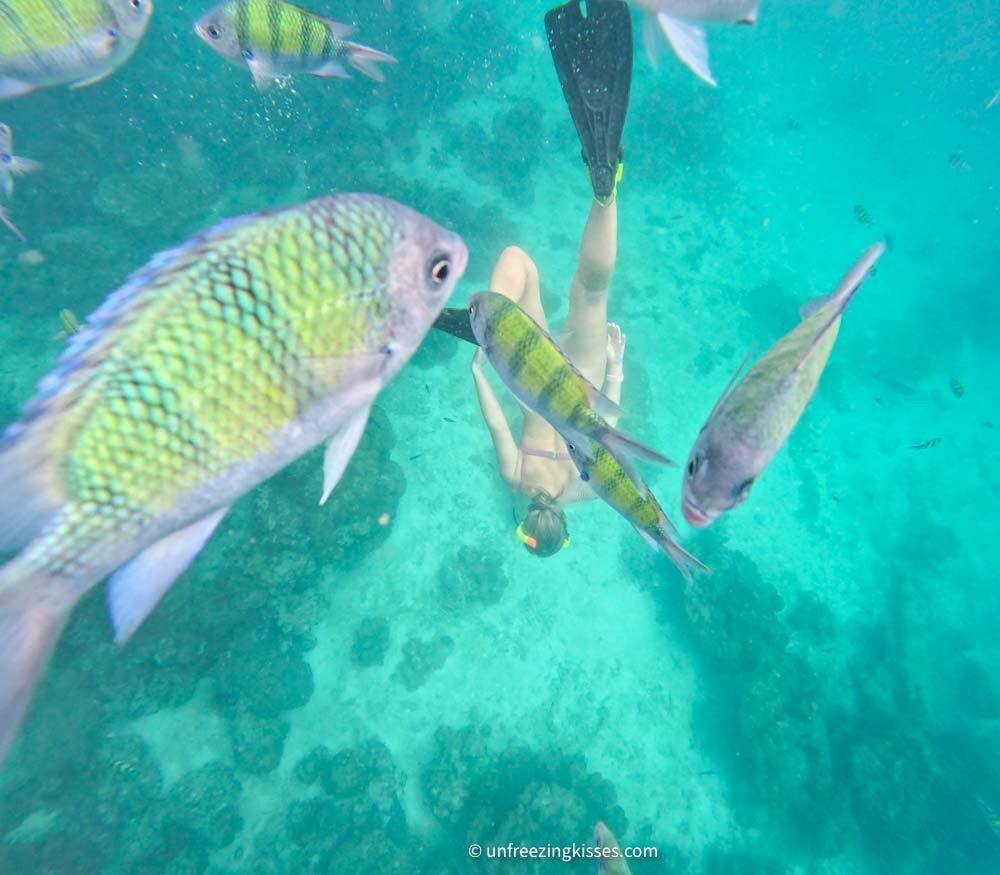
0, 0, 152, 99
194, 0, 395, 91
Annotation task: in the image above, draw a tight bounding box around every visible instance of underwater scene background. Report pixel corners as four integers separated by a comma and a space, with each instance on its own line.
1, 0, 999, 872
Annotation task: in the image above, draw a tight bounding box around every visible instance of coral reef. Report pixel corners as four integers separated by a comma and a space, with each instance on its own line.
350, 616, 391, 668
438, 545, 509, 610
391, 634, 455, 692
229, 709, 290, 775
164, 762, 243, 850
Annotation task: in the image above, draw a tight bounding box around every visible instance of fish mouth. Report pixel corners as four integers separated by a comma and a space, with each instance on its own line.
682, 499, 712, 528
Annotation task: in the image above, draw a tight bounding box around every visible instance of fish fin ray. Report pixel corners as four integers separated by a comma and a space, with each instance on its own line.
656, 13, 716, 86
320, 406, 371, 504
107, 507, 229, 645
10, 156, 41, 176
0, 561, 76, 766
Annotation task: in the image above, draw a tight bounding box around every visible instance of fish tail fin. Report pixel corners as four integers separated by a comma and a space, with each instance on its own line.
599, 424, 677, 468
0, 558, 76, 765
638, 515, 708, 582
792, 241, 886, 373
344, 42, 397, 82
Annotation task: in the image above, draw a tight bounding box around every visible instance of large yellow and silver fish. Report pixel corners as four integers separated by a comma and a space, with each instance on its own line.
194, 0, 395, 91
682, 241, 885, 527
0, 0, 152, 100
467, 291, 673, 468
594, 822, 633, 875
566, 436, 705, 580
0, 193, 467, 765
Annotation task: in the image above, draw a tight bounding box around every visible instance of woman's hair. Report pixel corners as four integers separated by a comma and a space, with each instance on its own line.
518, 491, 569, 558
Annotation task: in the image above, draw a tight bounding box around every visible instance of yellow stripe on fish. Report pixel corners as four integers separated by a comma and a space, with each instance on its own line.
467, 291, 674, 469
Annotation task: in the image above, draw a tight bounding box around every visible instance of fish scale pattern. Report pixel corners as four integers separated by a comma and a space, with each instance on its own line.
15, 195, 399, 577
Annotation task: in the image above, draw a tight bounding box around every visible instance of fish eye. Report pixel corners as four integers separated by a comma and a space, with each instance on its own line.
107, 27, 119, 38
429, 255, 451, 284
129, 0, 141, 7
208, 24, 222, 39
580, 471, 590, 482
687, 456, 698, 477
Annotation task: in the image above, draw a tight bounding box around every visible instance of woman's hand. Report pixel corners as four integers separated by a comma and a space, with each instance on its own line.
607, 323, 626, 367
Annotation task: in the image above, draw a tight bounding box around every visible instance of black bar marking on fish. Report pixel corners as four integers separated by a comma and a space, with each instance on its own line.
0, 0, 43, 62
949, 378, 964, 398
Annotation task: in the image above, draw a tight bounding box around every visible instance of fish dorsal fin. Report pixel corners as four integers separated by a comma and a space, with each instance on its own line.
789, 241, 886, 375
704, 345, 757, 428
656, 13, 716, 86
316, 15, 355, 39
799, 294, 830, 321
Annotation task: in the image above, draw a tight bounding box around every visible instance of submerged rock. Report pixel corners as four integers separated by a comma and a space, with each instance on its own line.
391, 634, 455, 692
164, 762, 243, 850
351, 616, 391, 668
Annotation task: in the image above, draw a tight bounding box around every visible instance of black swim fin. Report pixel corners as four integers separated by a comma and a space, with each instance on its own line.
545, 0, 633, 205
432, 307, 479, 346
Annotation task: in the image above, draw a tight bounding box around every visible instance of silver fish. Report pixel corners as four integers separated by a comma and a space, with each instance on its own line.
682, 242, 885, 527
634, 0, 760, 86
0, 123, 39, 199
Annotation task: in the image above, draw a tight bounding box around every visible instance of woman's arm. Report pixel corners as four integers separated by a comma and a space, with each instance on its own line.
471, 349, 520, 487
602, 323, 626, 429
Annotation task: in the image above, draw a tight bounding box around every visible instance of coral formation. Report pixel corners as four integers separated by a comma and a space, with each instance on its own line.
391, 634, 455, 692
350, 616, 391, 668
438, 545, 509, 610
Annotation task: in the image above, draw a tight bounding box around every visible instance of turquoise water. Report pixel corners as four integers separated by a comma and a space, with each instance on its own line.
1, 0, 998, 872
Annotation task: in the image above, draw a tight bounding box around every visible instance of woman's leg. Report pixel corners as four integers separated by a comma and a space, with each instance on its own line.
563, 199, 617, 385
489, 246, 548, 331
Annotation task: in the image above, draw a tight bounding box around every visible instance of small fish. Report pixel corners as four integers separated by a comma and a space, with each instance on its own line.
986, 89, 1000, 111
467, 291, 674, 469
442, 416, 455, 423
634, 0, 761, 87
0, 124, 39, 199
0, 204, 23, 240
110, 759, 135, 775
58, 308, 81, 338
682, 242, 885, 527
948, 152, 969, 171
194, 0, 395, 91
912, 438, 941, 450
853, 204, 871, 225
566, 436, 705, 581
0, 0, 152, 100
594, 821, 633, 875
0, 193, 466, 765
949, 378, 964, 398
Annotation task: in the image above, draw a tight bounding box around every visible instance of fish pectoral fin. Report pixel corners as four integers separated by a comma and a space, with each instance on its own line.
602, 425, 677, 468
10, 156, 41, 176
320, 406, 371, 505
245, 57, 280, 91
313, 60, 351, 79
107, 506, 230, 645
69, 68, 116, 90
656, 13, 716, 86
